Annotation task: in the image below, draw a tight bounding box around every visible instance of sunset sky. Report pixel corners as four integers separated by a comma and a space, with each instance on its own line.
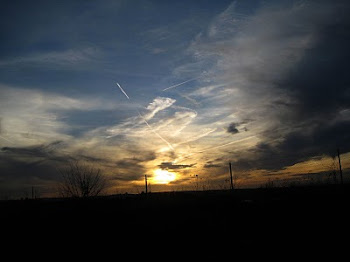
1, 0, 350, 198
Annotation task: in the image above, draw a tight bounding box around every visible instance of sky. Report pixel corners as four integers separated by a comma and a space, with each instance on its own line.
1, 0, 350, 198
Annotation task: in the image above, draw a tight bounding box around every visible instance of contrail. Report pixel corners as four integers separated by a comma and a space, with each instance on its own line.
137, 110, 174, 151
178, 93, 200, 105
197, 136, 256, 153
162, 77, 199, 91
175, 136, 256, 163
116, 82, 130, 99
114, 81, 174, 151
0, 134, 14, 144
175, 128, 217, 146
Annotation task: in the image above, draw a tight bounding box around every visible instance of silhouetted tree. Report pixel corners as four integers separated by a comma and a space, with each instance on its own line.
58, 161, 107, 198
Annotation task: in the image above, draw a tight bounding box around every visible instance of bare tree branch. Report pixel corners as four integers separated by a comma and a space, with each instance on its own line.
58, 160, 107, 198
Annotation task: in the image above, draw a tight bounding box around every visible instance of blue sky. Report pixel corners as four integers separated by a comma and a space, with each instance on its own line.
1, 0, 350, 197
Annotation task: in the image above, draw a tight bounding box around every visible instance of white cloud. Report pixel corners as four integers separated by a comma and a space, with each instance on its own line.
144, 97, 176, 120
0, 85, 120, 147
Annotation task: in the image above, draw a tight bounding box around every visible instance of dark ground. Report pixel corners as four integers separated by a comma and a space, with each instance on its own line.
1, 184, 350, 253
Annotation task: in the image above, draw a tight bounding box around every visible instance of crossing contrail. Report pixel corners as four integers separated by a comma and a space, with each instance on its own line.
0, 134, 14, 144
191, 136, 256, 155
175, 128, 217, 146
114, 81, 174, 151
175, 136, 256, 163
137, 110, 174, 151
116, 82, 130, 99
162, 77, 199, 91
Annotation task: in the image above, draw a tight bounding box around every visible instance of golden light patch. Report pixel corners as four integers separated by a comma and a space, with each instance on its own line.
153, 169, 177, 184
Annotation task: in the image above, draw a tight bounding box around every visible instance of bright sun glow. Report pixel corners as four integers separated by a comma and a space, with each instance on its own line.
153, 169, 177, 184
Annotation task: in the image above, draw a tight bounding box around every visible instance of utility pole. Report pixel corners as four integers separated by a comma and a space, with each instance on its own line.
229, 162, 234, 190
31, 186, 34, 199
337, 148, 343, 185
145, 175, 148, 194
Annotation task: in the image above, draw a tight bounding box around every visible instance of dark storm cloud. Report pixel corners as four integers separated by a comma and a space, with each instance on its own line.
0, 140, 117, 195
0, 142, 70, 197
234, 119, 350, 171
0, 154, 60, 181
266, 1, 350, 168
227, 123, 239, 134
218, 0, 350, 171
0, 141, 73, 182
158, 162, 196, 170
283, 19, 350, 117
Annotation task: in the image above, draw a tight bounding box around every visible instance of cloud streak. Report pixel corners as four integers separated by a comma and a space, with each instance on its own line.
0, 48, 100, 69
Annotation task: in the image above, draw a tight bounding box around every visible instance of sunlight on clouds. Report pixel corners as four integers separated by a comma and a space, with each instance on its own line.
280, 155, 350, 176
152, 169, 177, 184
2, 0, 349, 196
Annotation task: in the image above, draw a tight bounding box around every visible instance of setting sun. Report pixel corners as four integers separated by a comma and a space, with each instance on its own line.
153, 169, 177, 184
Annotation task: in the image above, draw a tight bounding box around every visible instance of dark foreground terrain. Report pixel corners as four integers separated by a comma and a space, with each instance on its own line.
2, 184, 350, 252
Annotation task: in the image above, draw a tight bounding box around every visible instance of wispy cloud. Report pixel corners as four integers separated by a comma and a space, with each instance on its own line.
180, 0, 350, 175
174, 128, 216, 146
0, 47, 100, 68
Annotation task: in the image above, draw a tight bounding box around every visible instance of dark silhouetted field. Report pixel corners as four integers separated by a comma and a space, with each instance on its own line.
2, 184, 350, 250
